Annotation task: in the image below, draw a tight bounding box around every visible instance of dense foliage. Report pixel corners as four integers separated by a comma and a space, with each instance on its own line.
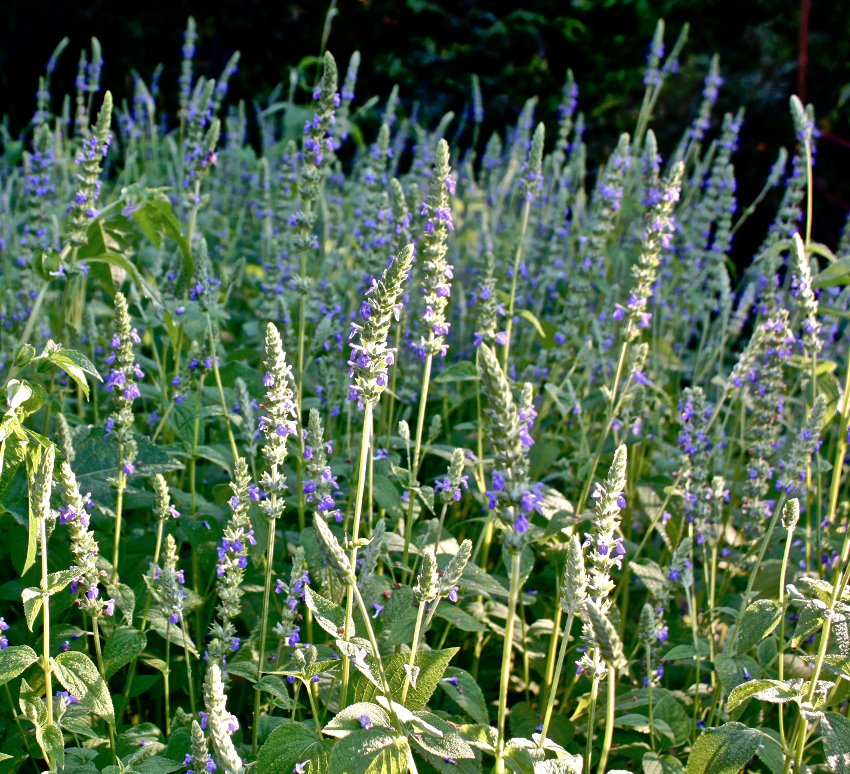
0, 15, 849, 774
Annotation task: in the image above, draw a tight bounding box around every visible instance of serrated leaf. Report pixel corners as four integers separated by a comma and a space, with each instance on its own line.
410, 710, 476, 760
256, 720, 331, 774
323, 702, 393, 738
36, 722, 64, 769
685, 722, 762, 774
47, 568, 81, 595
328, 728, 408, 774
735, 599, 782, 654
354, 647, 458, 711
22, 587, 43, 631
52, 650, 115, 723
821, 711, 850, 773
256, 675, 297, 709
713, 653, 759, 694
147, 610, 199, 657
103, 626, 147, 679
304, 585, 351, 639
727, 679, 804, 712
438, 667, 488, 725
0, 645, 38, 686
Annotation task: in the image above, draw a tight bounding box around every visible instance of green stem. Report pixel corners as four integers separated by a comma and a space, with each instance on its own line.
181, 614, 197, 716
110, 448, 126, 583
538, 610, 573, 749
403, 349, 434, 574
207, 315, 239, 465
646, 647, 656, 751
584, 673, 600, 774
164, 619, 171, 739
39, 515, 53, 732
253, 506, 278, 752
4, 683, 39, 772
777, 513, 797, 750
596, 667, 617, 774
91, 616, 117, 760
400, 600, 427, 705
502, 197, 532, 369
340, 401, 373, 710
495, 552, 522, 774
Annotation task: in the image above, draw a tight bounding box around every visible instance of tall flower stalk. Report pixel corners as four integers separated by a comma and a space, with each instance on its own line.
404, 138, 455, 571
106, 292, 141, 583
340, 243, 414, 706
252, 323, 297, 752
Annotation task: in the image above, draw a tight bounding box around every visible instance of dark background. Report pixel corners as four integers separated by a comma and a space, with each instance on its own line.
2, 0, 849, 245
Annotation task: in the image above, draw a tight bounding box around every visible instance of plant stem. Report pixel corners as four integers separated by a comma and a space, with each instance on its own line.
207, 314, 239, 465
164, 619, 171, 739
502, 195, 532, 369
91, 616, 117, 760
584, 673, 600, 774
4, 683, 39, 772
495, 552, 521, 774
110, 447, 125, 583
777, 513, 797, 749
39, 515, 53, 733
403, 348, 434, 574
340, 401, 373, 709
538, 610, 573, 749
252, 505, 278, 753
400, 599, 427, 705
597, 667, 617, 774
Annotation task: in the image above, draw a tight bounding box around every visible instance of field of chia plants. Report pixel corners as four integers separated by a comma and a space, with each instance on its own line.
1, 11, 849, 774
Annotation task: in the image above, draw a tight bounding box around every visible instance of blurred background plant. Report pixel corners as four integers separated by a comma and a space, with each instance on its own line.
1, 0, 849, 248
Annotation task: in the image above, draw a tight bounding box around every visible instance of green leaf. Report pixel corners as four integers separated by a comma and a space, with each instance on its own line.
36, 722, 65, 770
685, 722, 762, 774
146, 610, 199, 658
726, 679, 803, 712
433, 601, 485, 632
630, 560, 670, 598
255, 675, 297, 709
433, 361, 478, 383
225, 661, 258, 683
52, 650, 115, 723
615, 714, 675, 743
103, 626, 147, 678
410, 710, 476, 761
813, 257, 850, 289
735, 599, 782, 655
22, 587, 43, 631
753, 727, 784, 774
304, 585, 351, 639
821, 711, 850, 773
37, 342, 102, 400
354, 647, 458, 710
438, 667, 489, 725
713, 653, 760, 694
256, 720, 331, 774
661, 640, 711, 661
84, 252, 162, 304
328, 728, 409, 774
47, 568, 82, 596
373, 475, 403, 520
0, 645, 38, 686
323, 702, 393, 738
643, 751, 684, 774
519, 309, 546, 338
